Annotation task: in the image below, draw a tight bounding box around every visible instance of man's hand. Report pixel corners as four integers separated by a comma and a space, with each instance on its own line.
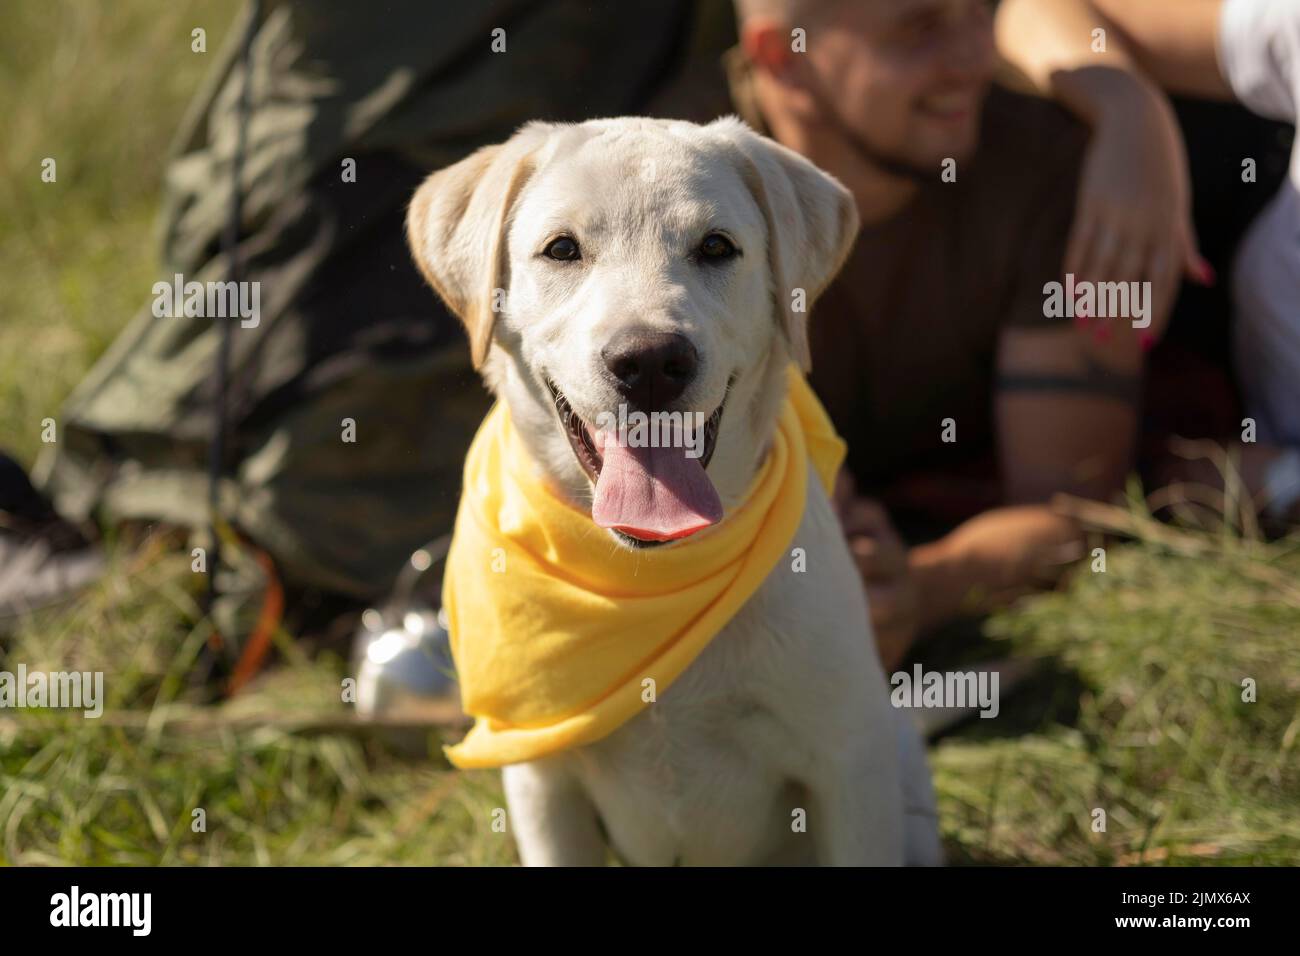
837, 491, 921, 671
834, 478, 1089, 670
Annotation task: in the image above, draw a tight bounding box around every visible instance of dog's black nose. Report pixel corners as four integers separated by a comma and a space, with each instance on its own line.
601, 331, 698, 410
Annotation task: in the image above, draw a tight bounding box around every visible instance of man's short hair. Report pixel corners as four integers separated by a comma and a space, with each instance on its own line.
733, 0, 844, 26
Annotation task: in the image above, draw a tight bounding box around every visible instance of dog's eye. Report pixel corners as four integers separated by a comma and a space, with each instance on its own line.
543, 236, 581, 261
698, 233, 738, 261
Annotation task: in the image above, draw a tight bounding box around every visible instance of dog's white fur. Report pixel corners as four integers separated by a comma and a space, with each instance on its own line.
408, 116, 940, 865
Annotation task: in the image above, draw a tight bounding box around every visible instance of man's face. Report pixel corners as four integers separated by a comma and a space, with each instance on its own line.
804, 0, 996, 173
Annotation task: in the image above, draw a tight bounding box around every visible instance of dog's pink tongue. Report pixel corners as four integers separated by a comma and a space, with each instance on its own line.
592, 433, 722, 541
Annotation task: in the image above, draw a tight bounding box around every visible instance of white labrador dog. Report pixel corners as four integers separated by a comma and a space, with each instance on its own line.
407, 116, 940, 866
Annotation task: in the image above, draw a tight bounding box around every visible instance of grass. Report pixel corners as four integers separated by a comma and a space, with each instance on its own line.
0, 1, 243, 463
2, 0, 1298, 867
937, 521, 1300, 865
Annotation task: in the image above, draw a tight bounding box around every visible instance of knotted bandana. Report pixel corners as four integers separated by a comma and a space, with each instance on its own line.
442, 365, 845, 768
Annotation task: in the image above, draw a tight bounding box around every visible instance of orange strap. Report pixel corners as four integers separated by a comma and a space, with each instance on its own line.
225, 547, 284, 696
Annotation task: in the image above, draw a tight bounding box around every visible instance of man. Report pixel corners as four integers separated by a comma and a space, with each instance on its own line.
732, 0, 1146, 664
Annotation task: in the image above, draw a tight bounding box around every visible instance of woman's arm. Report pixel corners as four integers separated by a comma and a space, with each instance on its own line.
996, 0, 1216, 344
1089, 0, 1233, 100
998, 0, 1232, 102
997, 0, 1142, 119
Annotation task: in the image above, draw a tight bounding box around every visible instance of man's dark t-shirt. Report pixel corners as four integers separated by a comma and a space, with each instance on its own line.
812, 89, 1087, 493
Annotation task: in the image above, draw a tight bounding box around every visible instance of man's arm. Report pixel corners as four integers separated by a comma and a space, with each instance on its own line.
906, 324, 1141, 633
994, 324, 1141, 504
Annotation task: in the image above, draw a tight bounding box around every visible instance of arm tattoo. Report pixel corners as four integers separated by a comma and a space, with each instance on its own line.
997, 355, 1142, 405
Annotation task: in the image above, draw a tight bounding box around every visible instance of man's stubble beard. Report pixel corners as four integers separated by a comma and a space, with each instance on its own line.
804, 68, 976, 183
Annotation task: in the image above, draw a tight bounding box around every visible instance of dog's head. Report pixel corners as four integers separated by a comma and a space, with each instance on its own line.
407, 116, 857, 548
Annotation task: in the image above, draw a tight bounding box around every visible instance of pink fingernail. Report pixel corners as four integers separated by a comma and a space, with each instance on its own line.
1196, 259, 1217, 287
1139, 331, 1155, 352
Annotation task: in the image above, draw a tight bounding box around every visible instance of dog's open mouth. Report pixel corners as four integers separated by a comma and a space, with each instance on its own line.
546, 379, 727, 546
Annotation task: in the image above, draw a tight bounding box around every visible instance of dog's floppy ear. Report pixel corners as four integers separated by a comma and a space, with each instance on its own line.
406, 123, 554, 369
710, 117, 859, 372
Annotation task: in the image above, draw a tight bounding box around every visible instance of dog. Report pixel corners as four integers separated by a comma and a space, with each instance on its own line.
406, 116, 940, 866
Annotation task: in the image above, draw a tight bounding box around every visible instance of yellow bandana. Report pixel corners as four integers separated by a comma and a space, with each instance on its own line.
442, 365, 845, 768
